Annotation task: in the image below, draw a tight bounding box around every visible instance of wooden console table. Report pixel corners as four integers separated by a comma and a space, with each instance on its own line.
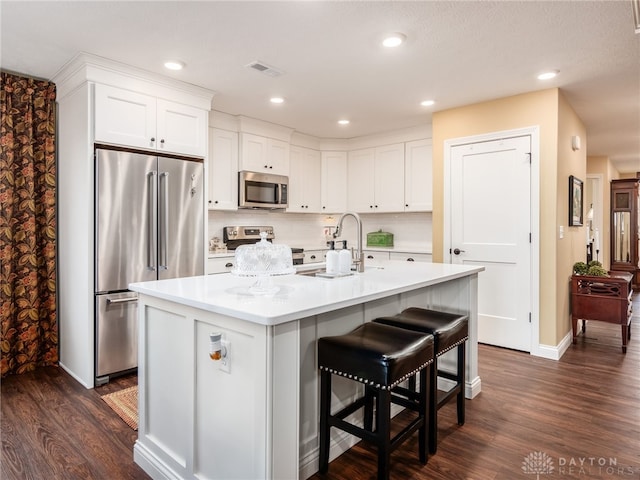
571, 272, 633, 353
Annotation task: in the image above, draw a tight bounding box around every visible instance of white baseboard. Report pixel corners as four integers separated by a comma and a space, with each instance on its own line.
58, 362, 93, 389
133, 441, 181, 480
534, 331, 573, 360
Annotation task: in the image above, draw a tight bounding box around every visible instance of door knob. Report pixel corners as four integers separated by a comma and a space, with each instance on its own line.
453, 248, 465, 255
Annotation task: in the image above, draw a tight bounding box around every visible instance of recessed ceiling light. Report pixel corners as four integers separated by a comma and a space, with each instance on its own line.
420, 100, 435, 107
382, 33, 406, 48
164, 60, 185, 71
270, 97, 284, 104
338, 119, 350, 125
537, 70, 559, 80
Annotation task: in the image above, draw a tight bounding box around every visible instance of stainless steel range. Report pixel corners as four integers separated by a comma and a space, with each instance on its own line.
223, 226, 304, 264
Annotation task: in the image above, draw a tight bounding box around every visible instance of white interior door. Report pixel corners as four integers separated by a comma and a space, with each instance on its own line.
450, 136, 532, 351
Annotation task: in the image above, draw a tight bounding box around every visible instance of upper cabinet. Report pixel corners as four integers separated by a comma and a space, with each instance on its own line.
321, 151, 347, 213
239, 132, 290, 176
94, 84, 207, 157
288, 146, 321, 213
208, 128, 238, 211
404, 139, 433, 212
347, 143, 405, 213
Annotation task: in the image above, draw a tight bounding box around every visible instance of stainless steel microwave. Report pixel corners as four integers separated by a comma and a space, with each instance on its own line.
238, 171, 288, 209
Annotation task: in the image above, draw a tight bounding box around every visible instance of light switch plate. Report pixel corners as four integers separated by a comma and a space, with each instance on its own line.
559, 225, 564, 239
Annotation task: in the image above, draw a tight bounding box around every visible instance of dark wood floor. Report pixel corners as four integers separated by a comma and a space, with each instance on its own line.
2, 299, 639, 480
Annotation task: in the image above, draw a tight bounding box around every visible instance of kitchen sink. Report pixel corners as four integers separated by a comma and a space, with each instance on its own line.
296, 265, 384, 277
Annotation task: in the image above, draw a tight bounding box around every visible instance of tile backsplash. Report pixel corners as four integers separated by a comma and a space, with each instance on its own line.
208, 210, 432, 251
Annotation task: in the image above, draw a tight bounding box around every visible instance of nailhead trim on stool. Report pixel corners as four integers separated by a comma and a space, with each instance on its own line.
318, 322, 434, 480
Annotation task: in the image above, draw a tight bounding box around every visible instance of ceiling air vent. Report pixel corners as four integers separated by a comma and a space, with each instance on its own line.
245, 60, 284, 77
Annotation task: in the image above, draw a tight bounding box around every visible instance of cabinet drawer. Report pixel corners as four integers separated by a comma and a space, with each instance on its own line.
304, 249, 326, 264
363, 250, 390, 266
207, 257, 235, 274
389, 252, 432, 263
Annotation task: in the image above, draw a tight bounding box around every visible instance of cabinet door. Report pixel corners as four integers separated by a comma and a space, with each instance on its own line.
374, 143, 405, 212
404, 139, 433, 212
94, 84, 156, 150
208, 128, 238, 210
321, 151, 347, 213
268, 138, 290, 176
156, 99, 207, 157
288, 146, 321, 213
239, 133, 268, 172
347, 148, 375, 212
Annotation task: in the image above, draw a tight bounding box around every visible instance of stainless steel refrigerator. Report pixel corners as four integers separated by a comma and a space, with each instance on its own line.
94, 147, 204, 384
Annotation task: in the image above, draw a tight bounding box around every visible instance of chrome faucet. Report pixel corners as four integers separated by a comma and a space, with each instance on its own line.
333, 212, 364, 273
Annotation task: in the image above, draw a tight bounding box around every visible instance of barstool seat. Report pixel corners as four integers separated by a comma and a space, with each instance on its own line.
318, 322, 434, 480
374, 308, 468, 454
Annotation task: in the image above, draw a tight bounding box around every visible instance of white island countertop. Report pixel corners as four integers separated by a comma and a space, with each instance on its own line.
129, 261, 484, 326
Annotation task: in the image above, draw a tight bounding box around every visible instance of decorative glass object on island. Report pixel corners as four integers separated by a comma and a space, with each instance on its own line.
231, 232, 295, 294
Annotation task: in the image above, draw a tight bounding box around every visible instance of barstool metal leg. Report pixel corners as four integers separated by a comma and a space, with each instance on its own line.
364, 385, 375, 432
429, 357, 438, 454
376, 389, 392, 480
457, 343, 466, 426
419, 367, 429, 464
319, 369, 331, 473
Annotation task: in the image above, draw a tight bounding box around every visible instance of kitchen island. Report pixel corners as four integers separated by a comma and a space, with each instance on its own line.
129, 261, 484, 480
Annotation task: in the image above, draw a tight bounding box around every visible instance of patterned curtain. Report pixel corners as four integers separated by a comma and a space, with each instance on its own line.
0, 72, 58, 377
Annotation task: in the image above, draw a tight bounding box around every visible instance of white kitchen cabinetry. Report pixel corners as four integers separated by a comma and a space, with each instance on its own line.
208, 128, 238, 210
347, 143, 405, 213
288, 146, 321, 213
95, 84, 207, 157
207, 257, 235, 274
53, 53, 213, 388
239, 133, 290, 175
404, 139, 433, 212
303, 249, 326, 264
363, 250, 390, 266
389, 252, 432, 263
320, 151, 347, 213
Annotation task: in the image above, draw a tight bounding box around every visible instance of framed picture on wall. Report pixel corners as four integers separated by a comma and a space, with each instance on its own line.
569, 175, 583, 226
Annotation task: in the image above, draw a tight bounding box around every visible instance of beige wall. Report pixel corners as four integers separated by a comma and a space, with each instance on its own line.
432, 88, 587, 348
556, 92, 587, 342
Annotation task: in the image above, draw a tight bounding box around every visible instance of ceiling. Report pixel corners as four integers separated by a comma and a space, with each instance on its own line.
2, 1, 639, 173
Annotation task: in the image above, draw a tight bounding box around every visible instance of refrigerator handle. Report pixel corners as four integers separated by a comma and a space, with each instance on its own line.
107, 296, 138, 304
159, 172, 169, 270
148, 171, 158, 271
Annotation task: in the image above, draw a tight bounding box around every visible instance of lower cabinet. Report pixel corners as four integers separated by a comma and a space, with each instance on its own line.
389, 252, 432, 263
303, 249, 326, 264
365, 250, 432, 266
207, 256, 235, 274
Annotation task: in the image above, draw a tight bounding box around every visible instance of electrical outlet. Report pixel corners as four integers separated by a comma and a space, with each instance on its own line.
219, 339, 231, 374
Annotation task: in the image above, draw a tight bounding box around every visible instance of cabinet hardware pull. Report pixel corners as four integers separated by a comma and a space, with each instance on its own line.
225, 262, 233, 268
151, 137, 155, 142
407, 258, 415, 262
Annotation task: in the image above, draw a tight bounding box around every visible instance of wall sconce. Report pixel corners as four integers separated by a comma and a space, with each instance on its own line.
209, 332, 231, 372
571, 135, 581, 151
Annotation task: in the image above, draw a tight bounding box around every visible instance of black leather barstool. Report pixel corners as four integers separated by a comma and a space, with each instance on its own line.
374, 308, 468, 454
318, 322, 434, 480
